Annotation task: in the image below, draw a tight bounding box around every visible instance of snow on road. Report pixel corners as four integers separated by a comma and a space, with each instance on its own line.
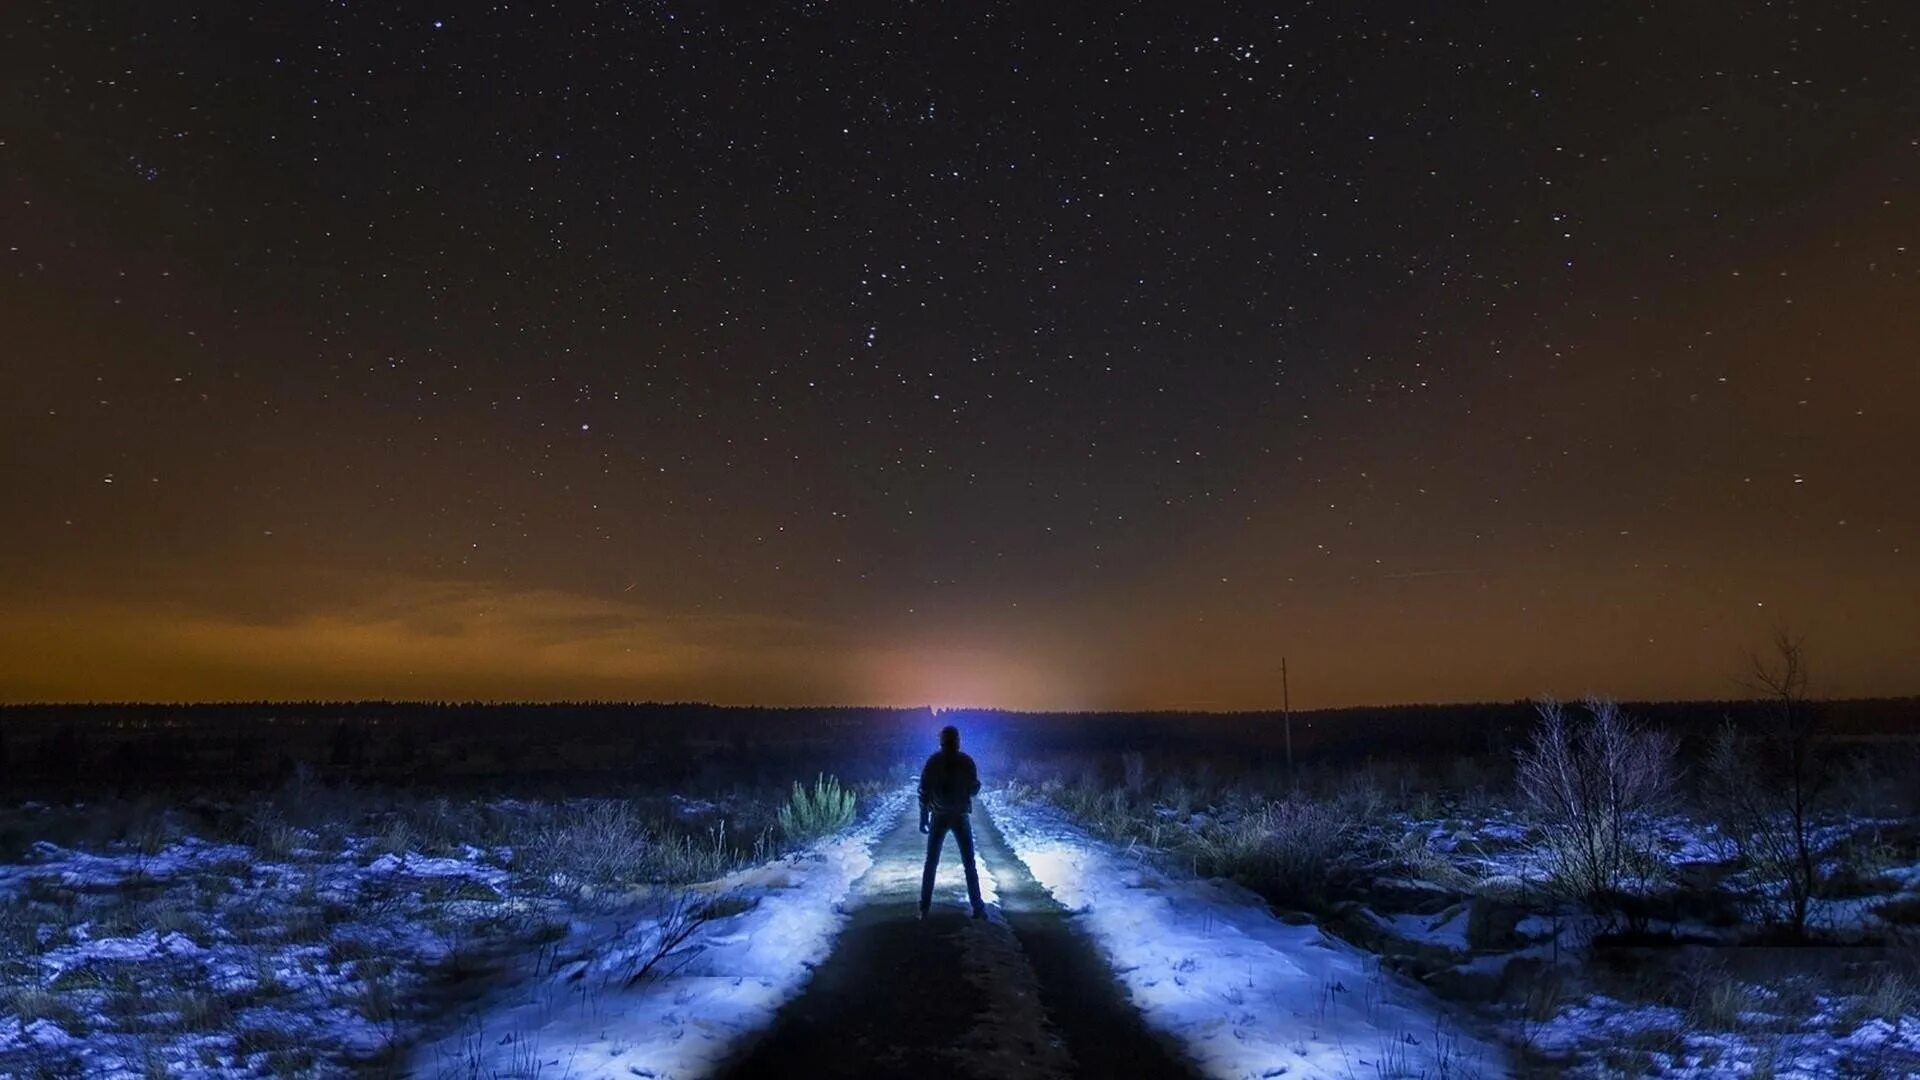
985, 791, 1505, 1079
412, 788, 911, 1079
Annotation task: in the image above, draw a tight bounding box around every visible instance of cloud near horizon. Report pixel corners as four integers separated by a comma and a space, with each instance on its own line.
0, 575, 1010, 705
4, 557, 1914, 711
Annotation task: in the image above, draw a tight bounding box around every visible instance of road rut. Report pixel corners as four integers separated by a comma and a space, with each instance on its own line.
717, 802, 1200, 1079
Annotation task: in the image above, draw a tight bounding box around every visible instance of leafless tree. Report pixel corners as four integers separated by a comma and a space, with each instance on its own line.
620, 890, 721, 988
1704, 632, 1826, 937
1516, 697, 1678, 920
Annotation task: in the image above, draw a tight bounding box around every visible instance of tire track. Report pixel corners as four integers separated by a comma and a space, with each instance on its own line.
718, 801, 1199, 1079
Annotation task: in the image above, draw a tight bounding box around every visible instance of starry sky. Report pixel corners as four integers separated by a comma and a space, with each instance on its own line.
2, 2, 1916, 709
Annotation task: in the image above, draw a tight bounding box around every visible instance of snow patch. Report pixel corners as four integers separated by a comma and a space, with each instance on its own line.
413, 788, 913, 1079
987, 791, 1505, 1079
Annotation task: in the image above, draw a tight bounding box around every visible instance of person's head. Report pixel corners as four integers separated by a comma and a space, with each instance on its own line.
938, 724, 960, 751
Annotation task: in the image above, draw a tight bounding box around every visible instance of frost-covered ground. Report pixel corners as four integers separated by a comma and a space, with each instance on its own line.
1395, 807, 1920, 937
411, 787, 911, 1079
986, 790, 1503, 1079
0, 819, 549, 1076
1524, 985, 1920, 1077
6, 773, 1914, 1079
1006, 757, 1920, 1076
1383, 809, 1920, 1076
1013, 775, 1920, 1079
0, 785, 800, 1078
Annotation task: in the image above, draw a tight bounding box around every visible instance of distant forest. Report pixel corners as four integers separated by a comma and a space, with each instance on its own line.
2, 697, 1916, 797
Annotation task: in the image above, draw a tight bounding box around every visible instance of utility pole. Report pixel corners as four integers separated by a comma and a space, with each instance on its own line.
1281, 656, 1294, 787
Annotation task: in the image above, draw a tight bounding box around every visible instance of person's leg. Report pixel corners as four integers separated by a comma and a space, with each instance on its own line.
952, 815, 985, 915
920, 815, 950, 913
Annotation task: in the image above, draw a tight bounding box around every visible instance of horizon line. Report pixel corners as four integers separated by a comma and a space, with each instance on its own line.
3, 692, 1917, 715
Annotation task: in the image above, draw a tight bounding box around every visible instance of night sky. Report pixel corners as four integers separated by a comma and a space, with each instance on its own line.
3, 2, 1916, 709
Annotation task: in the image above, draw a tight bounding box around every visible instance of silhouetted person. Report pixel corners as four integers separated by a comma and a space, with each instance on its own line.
919, 724, 986, 919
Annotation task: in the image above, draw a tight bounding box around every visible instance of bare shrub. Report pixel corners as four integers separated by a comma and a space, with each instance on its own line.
351, 973, 400, 1024
1516, 697, 1677, 919
1703, 634, 1829, 939
1190, 796, 1362, 909
620, 891, 720, 987
1255, 799, 1360, 892
526, 800, 653, 892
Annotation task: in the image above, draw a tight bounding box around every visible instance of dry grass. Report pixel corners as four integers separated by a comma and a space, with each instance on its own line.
1688, 971, 1759, 1032
0, 778, 802, 1076
139, 899, 206, 942
371, 818, 415, 858
1390, 828, 1480, 892
0, 899, 39, 962
162, 989, 232, 1033
1514, 963, 1570, 1022
5, 985, 87, 1032
247, 809, 305, 861
1834, 969, 1915, 1030
1015, 761, 1384, 911
325, 935, 383, 966
524, 800, 655, 891
1186, 797, 1364, 908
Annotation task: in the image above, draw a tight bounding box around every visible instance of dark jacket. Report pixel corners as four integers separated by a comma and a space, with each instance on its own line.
919, 749, 981, 816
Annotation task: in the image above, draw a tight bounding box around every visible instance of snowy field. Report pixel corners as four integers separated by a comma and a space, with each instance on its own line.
0, 823, 541, 1076
1380, 809, 1920, 1076
999, 757, 1920, 1079
3, 739, 1916, 1079
0, 781, 816, 1077
410, 788, 910, 1079
987, 790, 1503, 1078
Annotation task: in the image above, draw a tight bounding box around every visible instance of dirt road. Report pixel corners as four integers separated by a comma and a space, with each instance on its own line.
717, 802, 1202, 1079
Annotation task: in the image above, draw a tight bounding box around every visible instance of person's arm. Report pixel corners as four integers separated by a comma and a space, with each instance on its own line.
918, 756, 933, 831
966, 755, 981, 798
